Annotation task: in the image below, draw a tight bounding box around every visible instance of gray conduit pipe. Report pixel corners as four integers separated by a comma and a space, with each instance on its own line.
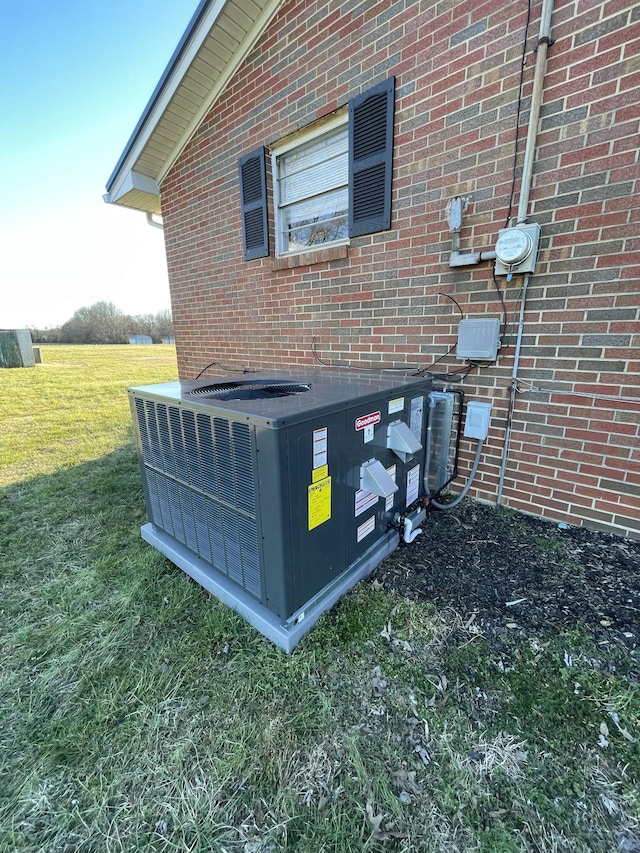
447, 0, 554, 262
448, 198, 497, 267
497, 274, 530, 504
430, 440, 484, 510
496, 0, 554, 503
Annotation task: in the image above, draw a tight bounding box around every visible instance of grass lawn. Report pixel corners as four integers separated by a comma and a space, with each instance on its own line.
1, 345, 638, 852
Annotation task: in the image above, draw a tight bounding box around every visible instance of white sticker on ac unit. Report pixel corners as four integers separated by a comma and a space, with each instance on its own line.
355, 488, 379, 517
406, 464, 420, 507
410, 397, 424, 441
385, 465, 397, 511
313, 427, 328, 468
357, 515, 376, 542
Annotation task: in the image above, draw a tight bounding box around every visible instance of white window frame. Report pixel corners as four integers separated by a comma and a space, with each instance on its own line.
271, 110, 349, 258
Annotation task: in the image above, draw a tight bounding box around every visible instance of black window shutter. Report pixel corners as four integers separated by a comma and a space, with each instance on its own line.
348, 76, 395, 238
238, 147, 269, 260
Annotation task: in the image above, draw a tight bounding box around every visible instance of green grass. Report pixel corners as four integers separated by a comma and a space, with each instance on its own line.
0, 344, 178, 486
1, 345, 639, 851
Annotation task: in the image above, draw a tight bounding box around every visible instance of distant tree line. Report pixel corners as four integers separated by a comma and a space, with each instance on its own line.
29, 302, 174, 344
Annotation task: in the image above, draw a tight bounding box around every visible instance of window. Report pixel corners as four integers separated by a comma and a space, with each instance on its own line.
238, 77, 395, 262
272, 114, 348, 256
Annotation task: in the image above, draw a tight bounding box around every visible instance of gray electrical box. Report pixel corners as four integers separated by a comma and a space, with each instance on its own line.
464, 401, 492, 440
456, 318, 501, 360
494, 223, 541, 277
129, 370, 431, 651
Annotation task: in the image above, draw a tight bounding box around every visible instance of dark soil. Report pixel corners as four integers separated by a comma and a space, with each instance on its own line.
372, 501, 640, 665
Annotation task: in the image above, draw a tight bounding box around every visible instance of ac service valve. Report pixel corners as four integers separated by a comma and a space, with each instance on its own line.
393, 505, 427, 544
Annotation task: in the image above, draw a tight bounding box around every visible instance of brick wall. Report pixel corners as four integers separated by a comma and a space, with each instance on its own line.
160, 0, 640, 538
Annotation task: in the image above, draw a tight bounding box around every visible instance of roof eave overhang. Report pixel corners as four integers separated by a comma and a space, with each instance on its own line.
103, 170, 162, 214
104, 0, 284, 214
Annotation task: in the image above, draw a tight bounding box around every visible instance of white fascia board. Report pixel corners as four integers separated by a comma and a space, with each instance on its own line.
156, 0, 285, 187
101, 191, 162, 215
105, 170, 161, 207
138, 0, 228, 162
106, 0, 284, 212
105, 0, 227, 208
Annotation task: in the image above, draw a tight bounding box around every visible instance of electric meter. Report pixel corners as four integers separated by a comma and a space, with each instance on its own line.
494, 223, 541, 278
496, 228, 532, 265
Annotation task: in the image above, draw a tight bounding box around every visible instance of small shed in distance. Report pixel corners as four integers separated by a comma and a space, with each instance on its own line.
0, 329, 35, 368
129, 335, 153, 345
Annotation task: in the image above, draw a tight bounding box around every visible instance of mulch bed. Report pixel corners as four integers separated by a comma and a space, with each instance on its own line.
372, 501, 640, 668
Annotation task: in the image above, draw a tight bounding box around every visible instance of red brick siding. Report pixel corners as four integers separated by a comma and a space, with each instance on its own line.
160, 0, 640, 538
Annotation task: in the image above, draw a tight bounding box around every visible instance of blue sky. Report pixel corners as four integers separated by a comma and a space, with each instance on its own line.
0, 0, 198, 329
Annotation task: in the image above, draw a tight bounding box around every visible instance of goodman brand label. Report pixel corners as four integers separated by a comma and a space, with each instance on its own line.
357, 515, 376, 542
355, 411, 381, 431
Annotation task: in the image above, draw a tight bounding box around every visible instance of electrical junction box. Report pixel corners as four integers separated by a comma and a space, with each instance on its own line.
494, 223, 541, 278
464, 401, 492, 440
129, 370, 432, 651
456, 318, 501, 360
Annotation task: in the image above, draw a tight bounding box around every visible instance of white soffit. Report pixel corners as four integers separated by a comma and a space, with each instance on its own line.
105, 0, 284, 212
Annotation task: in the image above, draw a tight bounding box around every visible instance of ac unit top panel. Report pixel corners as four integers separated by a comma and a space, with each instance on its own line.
129, 369, 430, 428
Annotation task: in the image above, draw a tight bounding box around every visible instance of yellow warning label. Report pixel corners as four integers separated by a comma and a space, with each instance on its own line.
312, 464, 328, 483
308, 476, 331, 530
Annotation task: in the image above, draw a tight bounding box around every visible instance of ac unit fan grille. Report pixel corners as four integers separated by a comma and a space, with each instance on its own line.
189, 380, 310, 400
134, 397, 261, 599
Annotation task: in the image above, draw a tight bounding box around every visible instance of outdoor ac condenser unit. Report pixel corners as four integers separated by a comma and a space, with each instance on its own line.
129, 370, 432, 651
